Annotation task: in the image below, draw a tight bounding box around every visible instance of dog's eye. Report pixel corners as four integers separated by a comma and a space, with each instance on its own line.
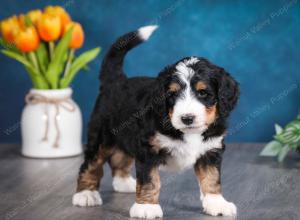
196, 90, 208, 98
167, 90, 178, 97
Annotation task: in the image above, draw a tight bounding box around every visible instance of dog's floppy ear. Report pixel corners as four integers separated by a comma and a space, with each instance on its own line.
217, 69, 240, 118
151, 65, 174, 119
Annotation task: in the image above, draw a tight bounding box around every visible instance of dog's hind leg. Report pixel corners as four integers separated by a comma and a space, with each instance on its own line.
72, 144, 113, 207
72, 98, 113, 206
108, 149, 136, 193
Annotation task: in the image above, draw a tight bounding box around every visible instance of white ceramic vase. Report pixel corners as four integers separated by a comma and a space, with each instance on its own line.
21, 88, 83, 158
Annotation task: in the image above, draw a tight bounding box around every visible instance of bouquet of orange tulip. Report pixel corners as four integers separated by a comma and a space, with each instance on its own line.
0, 6, 100, 89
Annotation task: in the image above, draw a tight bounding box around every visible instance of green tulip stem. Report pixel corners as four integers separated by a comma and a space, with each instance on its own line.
22, 52, 49, 89
49, 41, 55, 61
63, 48, 75, 77
28, 51, 40, 73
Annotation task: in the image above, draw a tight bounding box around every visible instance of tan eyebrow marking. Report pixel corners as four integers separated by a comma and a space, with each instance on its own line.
168, 83, 181, 92
195, 81, 207, 91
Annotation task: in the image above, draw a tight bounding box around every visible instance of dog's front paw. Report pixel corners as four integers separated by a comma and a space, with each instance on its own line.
112, 176, 136, 193
202, 194, 237, 216
72, 190, 102, 207
129, 202, 163, 219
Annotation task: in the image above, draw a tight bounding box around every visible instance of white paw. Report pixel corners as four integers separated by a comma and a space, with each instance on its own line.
130, 202, 163, 219
202, 194, 237, 216
200, 188, 204, 201
72, 190, 102, 207
112, 176, 136, 193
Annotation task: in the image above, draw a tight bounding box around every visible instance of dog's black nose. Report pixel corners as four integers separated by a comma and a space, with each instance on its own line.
181, 114, 195, 125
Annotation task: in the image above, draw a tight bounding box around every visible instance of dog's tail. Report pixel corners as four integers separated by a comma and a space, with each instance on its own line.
99, 25, 158, 83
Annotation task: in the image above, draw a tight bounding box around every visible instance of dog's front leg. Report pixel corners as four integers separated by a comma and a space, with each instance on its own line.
194, 150, 237, 217
129, 160, 162, 219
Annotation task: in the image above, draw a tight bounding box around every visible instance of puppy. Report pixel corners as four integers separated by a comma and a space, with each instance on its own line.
72, 25, 239, 219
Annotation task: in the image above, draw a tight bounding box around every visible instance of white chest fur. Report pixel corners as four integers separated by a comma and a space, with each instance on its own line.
154, 132, 223, 171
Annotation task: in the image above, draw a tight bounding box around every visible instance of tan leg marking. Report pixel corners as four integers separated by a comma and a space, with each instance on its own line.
149, 135, 162, 153
194, 164, 221, 196
136, 167, 161, 204
194, 156, 237, 216
109, 149, 134, 177
76, 147, 113, 192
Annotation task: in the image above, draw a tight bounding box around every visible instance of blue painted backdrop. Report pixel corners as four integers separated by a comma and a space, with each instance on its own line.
0, 0, 299, 143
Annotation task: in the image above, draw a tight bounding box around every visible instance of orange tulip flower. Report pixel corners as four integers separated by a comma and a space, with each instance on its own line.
15, 26, 40, 52
45, 6, 71, 35
18, 14, 26, 29
27, 10, 42, 26
37, 13, 61, 42
65, 22, 84, 49
0, 15, 20, 43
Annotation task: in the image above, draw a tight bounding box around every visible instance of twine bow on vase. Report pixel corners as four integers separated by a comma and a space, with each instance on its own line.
25, 93, 76, 148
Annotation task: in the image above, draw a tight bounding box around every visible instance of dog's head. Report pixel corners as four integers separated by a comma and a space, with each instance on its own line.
154, 57, 239, 134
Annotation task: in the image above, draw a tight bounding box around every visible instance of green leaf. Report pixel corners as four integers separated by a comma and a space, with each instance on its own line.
277, 145, 290, 162
68, 47, 100, 75
275, 124, 283, 135
260, 141, 282, 156
0, 38, 19, 52
25, 66, 49, 89
274, 132, 287, 143
1, 42, 49, 89
1, 49, 33, 69
45, 28, 73, 89
60, 47, 101, 88
287, 121, 300, 130
36, 42, 49, 74
82, 64, 90, 72
276, 121, 300, 144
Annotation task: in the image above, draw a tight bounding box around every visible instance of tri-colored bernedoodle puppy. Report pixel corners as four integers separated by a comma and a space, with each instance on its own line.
72, 25, 240, 219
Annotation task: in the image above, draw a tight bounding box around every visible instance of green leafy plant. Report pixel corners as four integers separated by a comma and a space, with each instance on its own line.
260, 113, 300, 162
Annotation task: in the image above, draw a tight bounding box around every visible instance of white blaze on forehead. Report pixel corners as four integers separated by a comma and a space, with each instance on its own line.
183, 56, 199, 66
175, 62, 194, 81
175, 57, 199, 81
